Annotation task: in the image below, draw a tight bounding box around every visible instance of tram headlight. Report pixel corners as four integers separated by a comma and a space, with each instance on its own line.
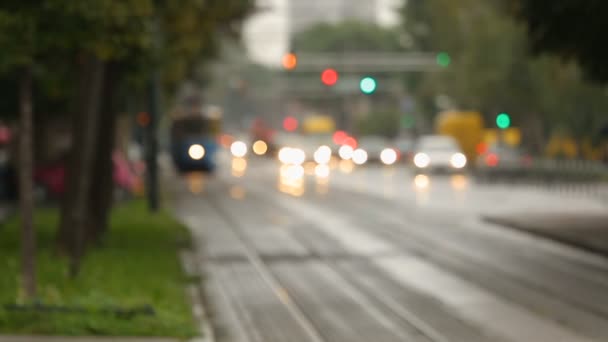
188, 144, 205, 160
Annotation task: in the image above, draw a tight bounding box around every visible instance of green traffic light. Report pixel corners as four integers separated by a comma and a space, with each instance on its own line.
496, 113, 511, 129
360, 77, 377, 94
436, 52, 451, 67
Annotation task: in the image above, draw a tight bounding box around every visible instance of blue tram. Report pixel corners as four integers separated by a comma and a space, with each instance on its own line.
170, 105, 222, 173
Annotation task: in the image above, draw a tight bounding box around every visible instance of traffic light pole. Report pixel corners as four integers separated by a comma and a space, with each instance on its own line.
146, 16, 162, 213
146, 71, 160, 213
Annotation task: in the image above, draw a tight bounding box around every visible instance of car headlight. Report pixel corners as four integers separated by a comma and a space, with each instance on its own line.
450, 153, 467, 169
230, 141, 247, 157
314, 145, 332, 164
413, 153, 430, 168
278, 147, 305, 165
339, 145, 354, 160
380, 148, 397, 165
188, 144, 205, 160
352, 149, 368, 165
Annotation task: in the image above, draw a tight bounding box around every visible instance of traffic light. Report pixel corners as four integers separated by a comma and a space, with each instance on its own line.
321, 68, 338, 86
359, 76, 377, 94
496, 113, 511, 129
282, 53, 297, 70
436, 52, 451, 67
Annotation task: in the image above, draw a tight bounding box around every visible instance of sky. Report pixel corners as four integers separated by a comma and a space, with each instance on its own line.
243, 0, 404, 67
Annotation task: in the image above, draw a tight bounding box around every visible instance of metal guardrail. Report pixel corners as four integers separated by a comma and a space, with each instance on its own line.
474, 160, 608, 201
475, 159, 608, 182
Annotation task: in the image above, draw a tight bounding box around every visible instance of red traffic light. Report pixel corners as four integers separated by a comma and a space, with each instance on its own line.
283, 116, 298, 132
321, 68, 338, 86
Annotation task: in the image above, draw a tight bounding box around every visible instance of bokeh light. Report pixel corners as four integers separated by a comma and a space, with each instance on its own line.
380, 148, 397, 165
230, 141, 247, 158
451, 174, 468, 191
352, 149, 368, 165
188, 144, 205, 160
231, 157, 247, 177
321, 68, 338, 86
339, 159, 354, 173
314, 145, 332, 164
252, 140, 268, 155
314, 164, 330, 178
450, 153, 467, 169
339, 145, 354, 160
282, 53, 297, 70
414, 174, 430, 190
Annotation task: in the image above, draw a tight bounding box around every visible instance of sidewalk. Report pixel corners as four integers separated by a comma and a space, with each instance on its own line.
484, 212, 608, 256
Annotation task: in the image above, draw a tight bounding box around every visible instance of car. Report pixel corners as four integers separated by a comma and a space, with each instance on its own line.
412, 135, 467, 172
477, 144, 532, 169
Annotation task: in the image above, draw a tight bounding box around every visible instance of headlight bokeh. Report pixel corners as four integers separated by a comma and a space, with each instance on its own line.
314, 145, 332, 164
380, 148, 397, 165
230, 141, 247, 158
414, 153, 430, 168
450, 153, 467, 169
278, 147, 306, 165
339, 145, 354, 160
352, 149, 368, 165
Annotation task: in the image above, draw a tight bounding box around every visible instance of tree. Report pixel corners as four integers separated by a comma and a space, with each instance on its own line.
0, 2, 46, 299
292, 20, 406, 53
1, 0, 255, 280
515, 0, 608, 84
400, 0, 608, 152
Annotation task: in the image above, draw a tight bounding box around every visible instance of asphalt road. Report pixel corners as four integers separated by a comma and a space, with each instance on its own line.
172, 154, 608, 342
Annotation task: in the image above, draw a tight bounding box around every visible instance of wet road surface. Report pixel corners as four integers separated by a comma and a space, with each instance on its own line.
172, 155, 608, 342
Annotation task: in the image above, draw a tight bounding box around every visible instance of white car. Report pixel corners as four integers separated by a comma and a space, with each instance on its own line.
413, 135, 467, 172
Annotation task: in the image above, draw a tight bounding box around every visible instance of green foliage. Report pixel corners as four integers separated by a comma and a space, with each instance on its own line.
401, 0, 608, 145
292, 20, 406, 53
0, 0, 255, 116
515, 0, 608, 84
0, 200, 197, 338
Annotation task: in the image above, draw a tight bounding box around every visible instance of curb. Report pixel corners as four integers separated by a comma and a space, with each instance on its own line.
482, 215, 608, 258
0, 337, 178, 342
180, 250, 215, 342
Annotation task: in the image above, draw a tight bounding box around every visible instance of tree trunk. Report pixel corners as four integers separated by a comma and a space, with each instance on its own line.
57, 55, 105, 277
87, 64, 120, 245
19, 65, 36, 298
